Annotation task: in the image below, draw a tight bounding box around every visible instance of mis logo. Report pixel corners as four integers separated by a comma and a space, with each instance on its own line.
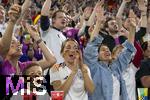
137, 88, 149, 100
6, 76, 47, 95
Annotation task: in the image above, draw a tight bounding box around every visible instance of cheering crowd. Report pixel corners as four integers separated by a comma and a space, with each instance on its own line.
0, 0, 150, 100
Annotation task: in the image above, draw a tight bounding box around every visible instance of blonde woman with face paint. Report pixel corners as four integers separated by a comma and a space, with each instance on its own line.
50, 38, 95, 100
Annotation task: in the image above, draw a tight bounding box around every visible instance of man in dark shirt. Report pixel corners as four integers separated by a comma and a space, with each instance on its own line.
136, 41, 150, 97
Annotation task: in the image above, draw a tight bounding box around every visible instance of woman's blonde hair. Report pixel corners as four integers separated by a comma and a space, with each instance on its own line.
60, 38, 79, 54
112, 45, 124, 60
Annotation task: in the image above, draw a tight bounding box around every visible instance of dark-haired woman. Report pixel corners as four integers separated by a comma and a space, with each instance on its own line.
136, 41, 150, 97
83, 9, 137, 100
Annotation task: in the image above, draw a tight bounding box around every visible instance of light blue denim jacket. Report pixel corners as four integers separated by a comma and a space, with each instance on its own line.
83, 35, 136, 100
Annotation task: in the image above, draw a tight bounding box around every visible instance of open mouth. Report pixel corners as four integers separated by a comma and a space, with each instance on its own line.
61, 20, 66, 24
105, 52, 111, 57
69, 54, 76, 60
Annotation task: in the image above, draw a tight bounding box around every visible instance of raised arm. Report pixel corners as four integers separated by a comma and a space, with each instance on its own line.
90, 4, 105, 41
84, 34, 103, 78
16, 0, 32, 25
77, 9, 90, 36
147, 0, 150, 34
114, 18, 136, 72
138, 0, 147, 28
116, 0, 131, 29
83, 4, 105, 77
87, 1, 103, 26
0, 4, 21, 58
41, 0, 51, 16
78, 50, 95, 94
25, 23, 56, 70
125, 10, 144, 68
135, 0, 147, 42
40, 0, 52, 31
77, 20, 88, 37
128, 18, 136, 44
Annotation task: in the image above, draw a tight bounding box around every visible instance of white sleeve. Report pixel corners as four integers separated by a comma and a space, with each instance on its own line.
130, 63, 138, 73
86, 67, 92, 80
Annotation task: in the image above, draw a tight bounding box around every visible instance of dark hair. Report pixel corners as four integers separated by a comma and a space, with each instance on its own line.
141, 41, 148, 51
98, 44, 108, 53
97, 44, 108, 61
104, 17, 115, 29
60, 38, 79, 54
22, 62, 41, 75
52, 10, 66, 19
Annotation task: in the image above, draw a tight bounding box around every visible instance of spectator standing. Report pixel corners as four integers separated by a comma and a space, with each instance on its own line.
40, 0, 66, 64
84, 4, 136, 100
50, 38, 94, 100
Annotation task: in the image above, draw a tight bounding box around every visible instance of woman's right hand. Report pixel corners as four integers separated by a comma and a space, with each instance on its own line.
25, 23, 40, 41
71, 56, 79, 74
8, 4, 21, 23
95, 2, 105, 22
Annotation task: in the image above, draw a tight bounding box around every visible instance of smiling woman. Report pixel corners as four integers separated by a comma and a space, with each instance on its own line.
50, 38, 95, 100
61, 39, 79, 63
0, 23, 56, 75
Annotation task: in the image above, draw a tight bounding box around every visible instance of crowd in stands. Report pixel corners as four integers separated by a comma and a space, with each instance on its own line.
0, 0, 150, 100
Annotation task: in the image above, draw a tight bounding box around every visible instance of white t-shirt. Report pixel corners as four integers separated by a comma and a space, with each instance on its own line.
41, 27, 66, 64
143, 33, 150, 42
50, 65, 92, 100
112, 74, 120, 100
122, 63, 138, 100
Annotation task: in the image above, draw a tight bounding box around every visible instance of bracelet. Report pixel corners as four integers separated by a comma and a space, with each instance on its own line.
36, 38, 43, 44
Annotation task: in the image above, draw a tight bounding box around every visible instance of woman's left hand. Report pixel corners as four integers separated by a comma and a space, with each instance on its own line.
25, 23, 40, 41
76, 50, 84, 69
76, 50, 88, 73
